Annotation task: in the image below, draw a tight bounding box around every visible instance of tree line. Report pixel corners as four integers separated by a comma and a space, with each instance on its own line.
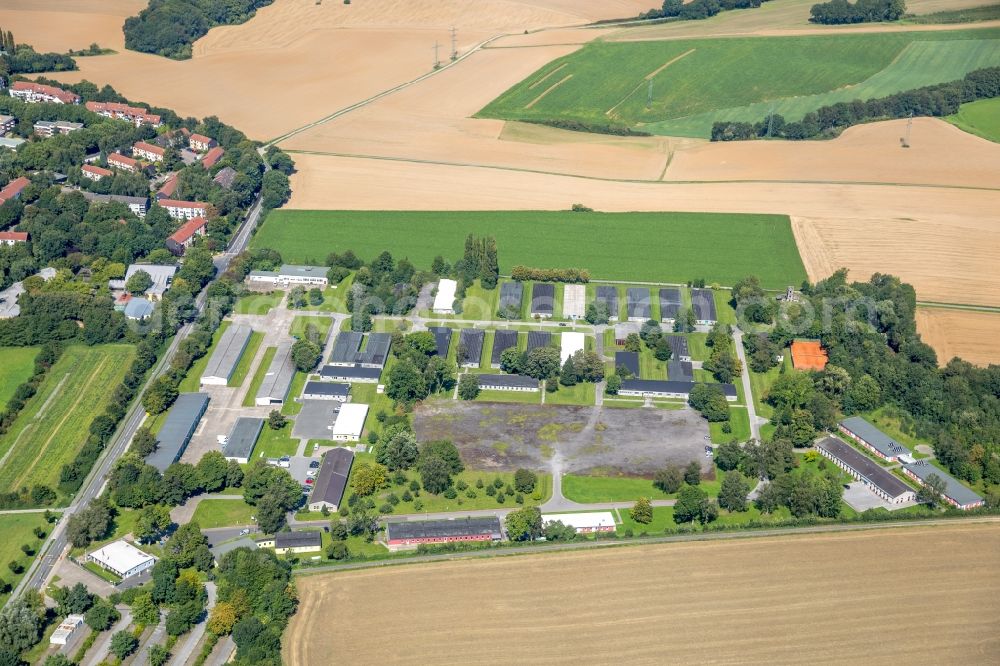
809, 0, 905, 24
710, 66, 1000, 141
123, 0, 275, 60
640, 0, 774, 22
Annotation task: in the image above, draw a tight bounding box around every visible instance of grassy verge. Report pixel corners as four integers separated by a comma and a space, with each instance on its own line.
0, 513, 50, 606
191, 499, 256, 529
233, 291, 283, 315
243, 346, 278, 407
228, 331, 264, 388
710, 406, 750, 443
546, 382, 596, 406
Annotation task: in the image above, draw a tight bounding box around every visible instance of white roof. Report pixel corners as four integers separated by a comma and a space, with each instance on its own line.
433, 279, 457, 311
331, 403, 369, 439
543, 512, 616, 529
88, 539, 155, 572
125, 264, 177, 296
560, 332, 585, 363
563, 284, 585, 318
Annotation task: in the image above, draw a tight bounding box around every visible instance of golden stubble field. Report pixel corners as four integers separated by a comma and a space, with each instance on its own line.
284, 523, 1000, 665
916, 308, 1000, 366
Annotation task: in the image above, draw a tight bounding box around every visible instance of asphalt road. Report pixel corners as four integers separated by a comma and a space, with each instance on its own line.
10, 185, 267, 604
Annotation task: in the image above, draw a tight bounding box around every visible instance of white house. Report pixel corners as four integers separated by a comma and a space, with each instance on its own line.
330, 403, 368, 441
158, 199, 209, 221
432, 278, 458, 314
86, 540, 156, 579
560, 332, 585, 364
246, 265, 329, 288
133, 140, 165, 163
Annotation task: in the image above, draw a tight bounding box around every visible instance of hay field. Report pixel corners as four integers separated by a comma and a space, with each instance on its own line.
916, 308, 1000, 366
0, 0, 142, 52
284, 522, 1000, 665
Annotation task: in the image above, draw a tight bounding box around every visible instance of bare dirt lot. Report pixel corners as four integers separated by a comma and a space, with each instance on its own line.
916, 308, 1000, 367
284, 522, 1000, 665
413, 402, 708, 475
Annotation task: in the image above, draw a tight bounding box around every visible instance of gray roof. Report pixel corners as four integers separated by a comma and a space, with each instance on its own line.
386, 516, 502, 541
620, 379, 736, 398
668, 360, 693, 381
302, 381, 349, 397
839, 417, 912, 459
149, 393, 210, 471
429, 326, 452, 357
255, 343, 295, 404
903, 461, 983, 507
212, 166, 237, 189
78, 191, 149, 207
277, 264, 327, 280
526, 331, 551, 352
626, 288, 651, 319
124, 297, 154, 319
659, 288, 682, 319
309, 448, 354, 507
125, 264, 177, 297
458, 328, 484, 365
274, 531, 322, 549
691, 288, 717, 321
329, 332, 363, 364
615, 351, 639, 377
211, 537, 257, 561
667, 335, 689, 357
817, 437, 914, 500
356, 333, 391, 367
530, 283, 554, 315
491, 330, 518, 365
499, 281, 523, 312
319, 364, 382, 381
478, 373, 539, 390
595, 286, 618, 313
224, 417, 264, 461
202, 324, 253, 383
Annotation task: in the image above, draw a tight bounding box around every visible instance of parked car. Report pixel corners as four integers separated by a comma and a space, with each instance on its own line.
305, 478, 314, 485
309, 460, 320, 469
239, 528, 250, 536
306, 469, 317, 477
278, 456, 291, 468
301, 486, 311, 494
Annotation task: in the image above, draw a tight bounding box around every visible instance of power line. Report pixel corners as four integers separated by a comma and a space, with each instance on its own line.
450, 27, 458, 61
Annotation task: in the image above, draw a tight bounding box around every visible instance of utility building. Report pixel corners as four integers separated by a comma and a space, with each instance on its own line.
148, 393, 210, 471
816, 437, 916, 504
498, 281, 523, 316
560, 332, 585, 364
308, 448, 355, 511
659, 288, 682, 324
478, 374, 539, 392
429, 326, 452, 357
432, 278, 458, 314
691, 288, 717, 324
594, 286, 618, 321
201, 324, 253, 386
386, 516, 503, 550
526, 331, 551, 352
491, 330, 518, 367
458, 329, 485, 367
223, 417, 264, 464
563, 284, 585, 319
86, 540, 155, 579
626, 288, 651, 321
255, 342, 296, 406
530, 283, 555, 318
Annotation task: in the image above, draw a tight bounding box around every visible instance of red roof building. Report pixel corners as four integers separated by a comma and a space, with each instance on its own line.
166, 217, 207, 255
108, 153, 139, 173
156, 174, 179, 200
0, 177, 30, 203
158, 199, 209, 221
189, 134, 216, 152
85, 101, 161, 127
0, 231, 28, 245
133, 141, 165, 162
81, 164, 113, 181
9, 81, 80, 105
201, 146, 224, 169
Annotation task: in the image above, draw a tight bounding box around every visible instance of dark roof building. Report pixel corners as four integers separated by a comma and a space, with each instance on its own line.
355, 333, 392, 368
319, 364, 382, 383
223, 417, 264, 464
307, 448, 355, 511
595, 286, 618, 319
429, 326, 452, 357
619, 380, 737, 400
301, 381, 350, 400
526, 331, 551, 352
615, 351, 639, 377
530, 283, 555, 317
201, 324, 253, 386
491, 330, 518, 366
816, 437, 916, 504
386, 516, 503, 549
499, 281, 523, 314
838, 417, 913, 462
902, 461, 984, 510
273, 531, 322, 550
691, 288, 717, 323
458, 328, 484, 367
149, 393, 210, 471
667, 335, 690, 360
328, 332, 363, 366
255, 342, 296, 406
659, 288, 682, 322
478, 373, 539, 391
668, 360, 694, 381
626, 288, 651, 321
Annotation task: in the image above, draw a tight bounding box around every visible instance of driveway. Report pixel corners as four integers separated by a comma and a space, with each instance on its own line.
84, 606, 132, 666
167, 582, 216, 666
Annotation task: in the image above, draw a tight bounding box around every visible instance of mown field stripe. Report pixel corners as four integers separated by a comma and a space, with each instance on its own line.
525, 74, 573, 109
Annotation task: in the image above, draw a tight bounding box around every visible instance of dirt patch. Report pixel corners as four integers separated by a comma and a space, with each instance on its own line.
413, 402, 708, 476
284, 522, 1000, 665
916, 308, 1000, 367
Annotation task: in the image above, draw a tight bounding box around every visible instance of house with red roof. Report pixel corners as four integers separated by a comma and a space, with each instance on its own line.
85, 101, 161, 127
108, 153, 139, 173
9, 81, 80, 105
201, 146, 224, 169
166, 217, 208, 255
0, 231, 28, 246
0, 177, 30, 204
156, 174, 179, 200
81, 164, 113, 182
189, 134, 216, 152
133, 141, 165, 163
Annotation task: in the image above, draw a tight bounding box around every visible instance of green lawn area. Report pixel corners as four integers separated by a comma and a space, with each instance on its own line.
290, 272, 354, 314
191, 499, 257, 529
281, 371, 309, 415
233, 291, 284, 315
228, 331, 264, 388
0, 344, 135, 496
243, 346, 277, 407
459, 280, 501, 321
0, 513, 50, 606
290, 315, 334, 342
179, 321, 230, 393
546, 381, 596, 406
748, 354, 790, 419
686, 333, 709, 361
946, 96, 1000, 142
347, 381, 397, 438
710, 406, 750, 443
563, 468, 732, 503
253, 211, 806, 288
639, 344, 668, 380
0, 347, 38, 411
254, 423, 299, 460
480, 28, 1000, 137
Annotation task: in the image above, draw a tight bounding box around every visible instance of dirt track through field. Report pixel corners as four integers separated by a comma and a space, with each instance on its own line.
525, 74, 572, 108
284, 522, 1000, 664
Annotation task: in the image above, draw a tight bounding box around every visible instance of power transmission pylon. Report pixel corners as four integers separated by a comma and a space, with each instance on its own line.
901, 111, 912, 148
433, 41, 441, 69
646, 79, 653, 109
450, 27, 458, 61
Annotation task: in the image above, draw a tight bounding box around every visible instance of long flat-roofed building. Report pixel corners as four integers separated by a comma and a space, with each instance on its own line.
667, 335, 690, 361
530, 283, 555, 318
255, 343, 296, 406
458, 328, 484, 367
429, 326, 452, 357
247, 264, 329, 288
257, 531, 322, 555
478, 373, 539, 392
328, 331, 363, 366
223, 417, 264, 464
902, 461, 984, 510
491, 330, 518, 367
691, 288, 717, 324
10, 81, 79, 104
615, 351, 639, 377
668, 360, 694, 381
319, 364, 381, 383
86, 540, 155, 579
331, 403, 369, 441
356, 333, 392, 368
595, 286, 619, 321
563, 284, 585, 320
543, 512, 616, 533
148, 393, 209, 471
158, 199, 209, 221
659, 288, 682, 323
121, 264, 177, 301
386, 516, 503, 550
302, 381, 349, 401
560, 331, 585, 363
308, 448, 354, 512
498, 281, 523, 316
619, 380, 737, 401
838, 416, 913, 463
816, 437, 916, 504
201, 324, 253, 386
626, 288, 651, 321
526, 331, 551, 352
432, 278, 457, 314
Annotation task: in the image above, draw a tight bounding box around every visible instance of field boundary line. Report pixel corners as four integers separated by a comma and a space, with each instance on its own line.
916, 301, 1000, 312
528, 62, 568, 89
525, 74, 572, 109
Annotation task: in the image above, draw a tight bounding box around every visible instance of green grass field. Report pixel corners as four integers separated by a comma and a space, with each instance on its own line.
562, 469, 730, 503
947, 97, 1000, 142
243, 346, 278, 407
228, 331, 264, 388
254, 423, 299, 460
233, 291, 284, 315
480, 28, 1000, 138
254, 211, 805, 289
0, 514, 49, 605
710, 406, 750, 443
290, 315, 334, 342
191, 499, 257, 529
0, 347, 38, 411
0, 344, 134, 495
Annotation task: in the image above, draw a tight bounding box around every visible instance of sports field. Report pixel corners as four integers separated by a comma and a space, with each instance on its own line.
947, 97, 1000, 142
480, 28, 1000, 137
0, 347, 38, 411
0, 344, 134, 495
253, 211, 806, 288
285, 522, 1000, 664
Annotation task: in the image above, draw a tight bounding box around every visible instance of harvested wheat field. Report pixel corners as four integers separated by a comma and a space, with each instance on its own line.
916, 308, 1000, 366
0, 0, 142, 52
285, 523, 1000, 665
